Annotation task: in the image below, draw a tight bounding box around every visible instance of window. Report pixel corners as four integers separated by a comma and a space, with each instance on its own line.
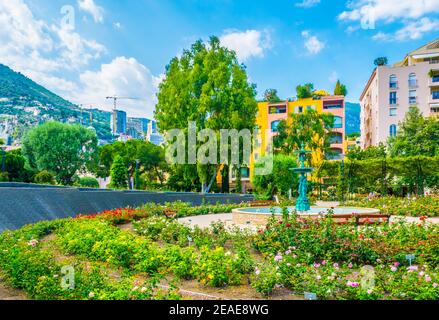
389, 92, 397, 105
307, 105, 316, 111
329, 132, 343, 144
323, 104, 343, 109
409, 73, 417, 88
433, 91, 439, 100
333, 116, 343, 129
390, 108, 397, 116
271, 120, 281, 132
389, 124, 397, 137
432, 75, 439, 83
269, 105, 287, 114
409, 90, 417, 104
389, 75, 397, 88
295, 106, 303, 113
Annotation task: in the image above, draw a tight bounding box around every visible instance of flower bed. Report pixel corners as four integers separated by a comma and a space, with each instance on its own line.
345, 196, 439, 217
0, 204, 438, 300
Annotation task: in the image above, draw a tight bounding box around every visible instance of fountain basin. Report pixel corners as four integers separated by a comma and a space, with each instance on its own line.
232, 206, 381, 226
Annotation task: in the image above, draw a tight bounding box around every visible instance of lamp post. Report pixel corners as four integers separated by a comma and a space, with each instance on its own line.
134, 159, 140, 190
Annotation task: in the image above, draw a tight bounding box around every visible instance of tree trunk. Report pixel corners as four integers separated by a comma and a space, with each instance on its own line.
221, 165, 230, 193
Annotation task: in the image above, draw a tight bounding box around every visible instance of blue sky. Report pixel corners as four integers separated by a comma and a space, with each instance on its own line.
1, 0, 439, 118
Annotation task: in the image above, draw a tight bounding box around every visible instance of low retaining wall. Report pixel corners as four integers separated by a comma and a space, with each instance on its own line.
0, 183, 253, 232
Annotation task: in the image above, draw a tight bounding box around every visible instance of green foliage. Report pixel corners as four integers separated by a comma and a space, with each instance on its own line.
264, 89, 282, 102
388, 107, 439, 157
296, 83, 314, 99
252, 154, 298, 198
346, 196, 439, 217
155, 36, 258, 192
273, 109, 334, 160
109, 155, 128, 189
374, 57, 388, 66
78, 177, 99, 188
96, 140, 167, 188
34, 170, 55, 185
0, 172, 9, 182
4, 149, 34, 182
333, 80, 348, 96
22, 122, 98, 185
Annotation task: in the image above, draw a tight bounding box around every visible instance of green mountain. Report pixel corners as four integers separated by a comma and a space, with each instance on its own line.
345, 102, 361, 135
0, 64, 112, 141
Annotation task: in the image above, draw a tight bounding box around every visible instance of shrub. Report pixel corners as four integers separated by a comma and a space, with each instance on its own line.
78, 177, 100, 188
0, 172, 9, 182
195, 246, 243, 287
34, 170, 56, 185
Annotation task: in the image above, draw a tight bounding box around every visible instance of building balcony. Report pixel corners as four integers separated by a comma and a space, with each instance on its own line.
428, 76, 439, 87
429, 94, 439, 104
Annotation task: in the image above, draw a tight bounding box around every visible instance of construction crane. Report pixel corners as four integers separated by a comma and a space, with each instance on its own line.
78, 103, 97, 127
106, 96, 147, 134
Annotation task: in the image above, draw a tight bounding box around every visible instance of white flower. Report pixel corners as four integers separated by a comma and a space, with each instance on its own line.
88, 292, 95, 298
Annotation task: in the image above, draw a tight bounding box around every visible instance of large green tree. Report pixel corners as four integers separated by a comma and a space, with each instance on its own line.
388, 107, 439, 157
155, 36, 258, 193
22, 122, 98, 185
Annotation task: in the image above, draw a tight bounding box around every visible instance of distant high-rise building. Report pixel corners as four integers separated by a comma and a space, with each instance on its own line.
110, 109, 127, 135
146, 121, 164, 146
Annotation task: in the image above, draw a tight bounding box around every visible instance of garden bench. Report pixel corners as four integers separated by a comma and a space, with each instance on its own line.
323, 213, 391, 226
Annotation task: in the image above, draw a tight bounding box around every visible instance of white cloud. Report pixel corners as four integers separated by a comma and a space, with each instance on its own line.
301, 30, 325, 55
339, 0, 439, 23
329, 71, 338, 83
373, 18, 439, 41
113, 22, 122, 30
219, 29, 272, 62
295, 0, 321, 8
73, 57, 159, 118
78, 0, 104, 23
0, 0, 107, 98
52, 23, 106, 68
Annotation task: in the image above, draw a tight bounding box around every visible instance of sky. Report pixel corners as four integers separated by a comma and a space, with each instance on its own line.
0, 0, 438, 119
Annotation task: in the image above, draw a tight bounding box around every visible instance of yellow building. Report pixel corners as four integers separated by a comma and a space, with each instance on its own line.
248, 95, 346, 184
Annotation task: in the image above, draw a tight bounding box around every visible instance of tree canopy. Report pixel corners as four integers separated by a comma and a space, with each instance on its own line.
295, 83, 314, 99
388, 107, 439, 157
334, 80, 348, 96
264, 89, 281, 102
155, 36, 258, 193
273, 109, 335, 165
22, 122, 98, 185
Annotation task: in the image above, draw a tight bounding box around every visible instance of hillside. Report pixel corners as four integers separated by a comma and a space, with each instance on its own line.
345, 102, 361, 135
0, 64, 112, 141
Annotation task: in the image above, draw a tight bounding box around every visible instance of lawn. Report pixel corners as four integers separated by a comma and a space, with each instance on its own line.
0, 201, 438, 300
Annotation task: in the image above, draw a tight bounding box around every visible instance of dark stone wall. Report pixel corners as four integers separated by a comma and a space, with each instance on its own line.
0, 183, 253, 232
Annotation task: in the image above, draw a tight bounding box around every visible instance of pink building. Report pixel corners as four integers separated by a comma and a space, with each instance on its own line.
360, 39, 439, 149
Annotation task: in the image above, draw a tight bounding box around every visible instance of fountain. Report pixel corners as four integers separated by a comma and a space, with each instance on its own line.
232, 142, 380, 226
293, 143, 313, 213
